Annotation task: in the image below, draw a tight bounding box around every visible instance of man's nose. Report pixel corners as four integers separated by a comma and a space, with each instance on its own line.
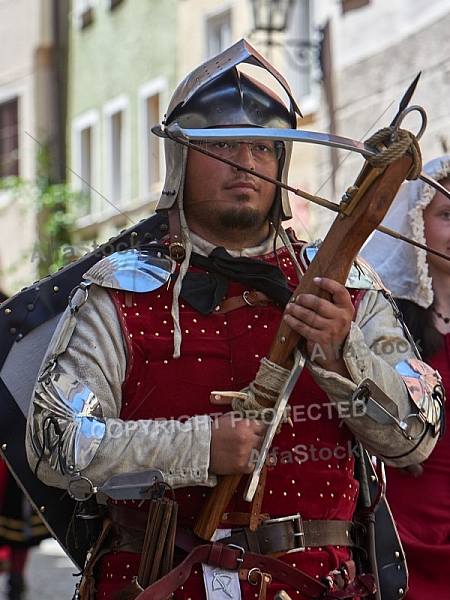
233, 142, 256, 169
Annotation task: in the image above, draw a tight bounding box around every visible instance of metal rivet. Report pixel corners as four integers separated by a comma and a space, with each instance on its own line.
4, 308, 11, 315
9, 327, 17, 335
53, 286, 59, 293
394, 551, 400, 558
40, 506, 45, 513
398, 589, 404, 596
27, 303, 34, 311
1, 444, 7, 451
131, 231, 138, 238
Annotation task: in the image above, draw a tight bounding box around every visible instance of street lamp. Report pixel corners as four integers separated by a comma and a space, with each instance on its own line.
250, 0, 295, 39
249, 0, 323, 78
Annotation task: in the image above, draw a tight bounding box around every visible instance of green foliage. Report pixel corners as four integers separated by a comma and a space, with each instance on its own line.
34, 180, 89, 277
0, 175, 23, 190
0, 144, 89, 280
33, 144, 88, 277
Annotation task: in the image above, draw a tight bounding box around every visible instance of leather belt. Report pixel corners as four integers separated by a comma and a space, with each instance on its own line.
108, 505, 353, 555
220, 514, 354, 554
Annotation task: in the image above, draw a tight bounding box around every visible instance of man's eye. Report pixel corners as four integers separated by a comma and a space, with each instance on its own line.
254, 143, 273, 153
213, 141, 232, 150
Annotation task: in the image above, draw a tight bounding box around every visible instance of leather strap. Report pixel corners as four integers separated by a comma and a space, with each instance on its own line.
108, 504, 148, 531
249, 462, 267, 531
219, 517, 354, 554
134, 527, 375, 600
221, 511, 270, 527
167, 208, 185, 261
240, 567, 272, 600
213, 290, 271, 314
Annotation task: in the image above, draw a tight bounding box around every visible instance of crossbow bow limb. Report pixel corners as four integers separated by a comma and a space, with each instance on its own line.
154, 104, 450, 265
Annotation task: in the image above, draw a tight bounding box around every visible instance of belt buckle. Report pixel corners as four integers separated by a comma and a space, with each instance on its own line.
227, 543, 245, 570
264, 513, 305, 552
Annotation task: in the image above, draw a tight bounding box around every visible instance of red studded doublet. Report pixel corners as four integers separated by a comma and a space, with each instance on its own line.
97, 246, 365, 599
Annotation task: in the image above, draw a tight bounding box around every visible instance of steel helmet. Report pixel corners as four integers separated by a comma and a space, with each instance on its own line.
155, 39, 301, 221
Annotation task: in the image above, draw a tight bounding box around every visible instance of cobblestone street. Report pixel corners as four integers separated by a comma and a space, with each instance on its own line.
0, 539, 78, 600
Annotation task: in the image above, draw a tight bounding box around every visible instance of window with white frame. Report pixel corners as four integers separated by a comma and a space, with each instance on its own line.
72, 110, 98, 218
283, 0, 320, 115
206, 8, 232, 58
138, 77, 167, 203
104, 96, 128, 212
0, 97, 19, 178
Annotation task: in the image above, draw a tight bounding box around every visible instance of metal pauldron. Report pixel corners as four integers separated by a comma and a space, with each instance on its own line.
352, 358, 444, 439
83, 247, 174, 292
31, 371, 106, 476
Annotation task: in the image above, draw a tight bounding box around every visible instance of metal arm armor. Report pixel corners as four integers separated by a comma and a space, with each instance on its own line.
352, 358, 444, 443
31, 371, 106, 476
29, 247, 174, 477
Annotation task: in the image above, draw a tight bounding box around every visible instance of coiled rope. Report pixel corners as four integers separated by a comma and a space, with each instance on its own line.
365, 127, 422, 180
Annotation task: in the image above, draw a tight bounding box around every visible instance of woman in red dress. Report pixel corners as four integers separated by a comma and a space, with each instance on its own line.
362, 155, 450, 599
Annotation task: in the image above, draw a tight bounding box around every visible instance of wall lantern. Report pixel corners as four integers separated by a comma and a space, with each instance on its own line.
249, 0, 295, 39
249, 0, 323, 78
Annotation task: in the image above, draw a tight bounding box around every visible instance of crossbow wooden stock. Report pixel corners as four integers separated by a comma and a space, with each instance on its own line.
194, 144, 416, 541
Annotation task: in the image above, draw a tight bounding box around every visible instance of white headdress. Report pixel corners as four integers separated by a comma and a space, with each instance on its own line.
360, 156, 450, 308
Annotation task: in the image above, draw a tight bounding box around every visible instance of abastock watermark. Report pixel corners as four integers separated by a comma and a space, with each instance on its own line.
310, 338, 421, 362
29, 237, 144, 265
248, 439, 362, 467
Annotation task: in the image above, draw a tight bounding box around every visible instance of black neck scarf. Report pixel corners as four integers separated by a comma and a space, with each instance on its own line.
141, 243, 294, 315
185, 247, 294, 314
